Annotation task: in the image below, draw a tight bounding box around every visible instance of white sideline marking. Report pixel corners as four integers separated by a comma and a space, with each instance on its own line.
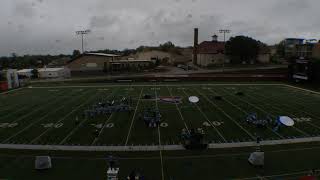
2, 136, 320, 151
167, 86, 189, 132
182, 89, 227, 142
237, 170, 316, 180
196, 89, 255, 139
0, 87, 25, 95
284, 84, 320, 95
125, 88, 143, 146
215, 88, 284, 139
29, 83, 284, 89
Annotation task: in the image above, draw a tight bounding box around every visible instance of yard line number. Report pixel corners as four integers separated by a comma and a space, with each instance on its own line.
0, 123, 19, 128
41, 123, 63, 128
202, 121, 224, 127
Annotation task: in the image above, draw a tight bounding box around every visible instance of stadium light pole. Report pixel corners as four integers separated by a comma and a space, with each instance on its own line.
219, 29, 231, 72
76, 29, 91, 53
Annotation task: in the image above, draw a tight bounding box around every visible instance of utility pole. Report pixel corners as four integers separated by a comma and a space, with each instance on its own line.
219, 29, 231, 72
76, 29, 91, 53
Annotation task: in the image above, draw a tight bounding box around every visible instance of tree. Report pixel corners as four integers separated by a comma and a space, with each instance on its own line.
72, 50, 81, 58
160, 41, 175, 51
225, 36, 260, 64
276, 42, 285, 58
31, 69, 38, 79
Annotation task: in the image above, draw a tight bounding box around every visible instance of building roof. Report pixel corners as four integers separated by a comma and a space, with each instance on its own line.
118, 59, 151, 62
84, 53, 120, 57
198, 41, 225, 54
38, 68, 65, 72
17, 69, 33, 73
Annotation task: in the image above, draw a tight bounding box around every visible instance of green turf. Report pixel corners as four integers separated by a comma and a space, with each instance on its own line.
1, 82, 320, 179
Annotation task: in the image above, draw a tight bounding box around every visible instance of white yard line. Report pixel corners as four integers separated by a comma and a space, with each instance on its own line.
58, 90, 118, 145
2, 90, 90, 144
0, 90, 65, 121
215, 88, 284, 139
30, 91, 100, 144
91, 114, 114, 146
246, 89, 320, 133
166, 86, 190, 132
182, 89, 227, 142
124, 88, 144, 146
223, 88, 309, 136
195, 88, 255, 139
154, 83, 165, 180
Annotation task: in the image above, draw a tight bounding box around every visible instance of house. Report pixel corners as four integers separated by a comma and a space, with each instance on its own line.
257, 46, 271, 64
38, 67, 71, 79
295, 42, 320, 59
67, 53, 154, 74
67, 53, 120, 72
47, 57, 71, 67
17, 69, 33, 78
196, 35, 227, 67
127, 49, 192, 65
282, 38, 304, 58
134, 50, 172, 63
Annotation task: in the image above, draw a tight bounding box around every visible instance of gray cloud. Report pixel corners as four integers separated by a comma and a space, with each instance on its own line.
13, 1, 36, 18
0, 0, 320, 56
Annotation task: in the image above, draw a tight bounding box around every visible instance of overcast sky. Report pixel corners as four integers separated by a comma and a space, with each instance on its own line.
0, 0, 319, 56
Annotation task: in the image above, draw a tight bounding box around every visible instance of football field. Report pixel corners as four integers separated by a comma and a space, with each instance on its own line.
1, 83, 320, 146
1, 82, 320, 179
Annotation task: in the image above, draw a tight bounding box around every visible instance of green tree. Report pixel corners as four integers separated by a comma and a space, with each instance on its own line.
160, 41, 175, 51
72, 50, 81, 58
276, 41, 285, 58
225, 36, 260, 64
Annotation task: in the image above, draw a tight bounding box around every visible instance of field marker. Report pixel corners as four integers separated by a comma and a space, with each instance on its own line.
166, 86, 189, 132
182, 89, 227, 142
195, 89, 255, 140
2, 90, 90, 144
214, 88, 284, 139
58, 89, 119, 145
29, 90, 100, 144
124, 88, 143, 146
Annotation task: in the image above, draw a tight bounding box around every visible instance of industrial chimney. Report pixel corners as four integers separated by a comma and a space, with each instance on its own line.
193, 28, 198, 65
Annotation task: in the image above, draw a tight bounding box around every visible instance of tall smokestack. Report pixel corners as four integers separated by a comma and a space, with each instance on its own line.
193, 28, 198, 65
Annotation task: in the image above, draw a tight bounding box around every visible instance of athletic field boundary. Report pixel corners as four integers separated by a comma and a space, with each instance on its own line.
1, 136, 320, 152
